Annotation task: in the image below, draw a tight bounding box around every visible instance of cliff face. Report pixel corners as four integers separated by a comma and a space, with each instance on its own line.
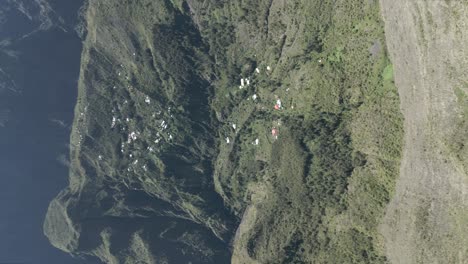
379, 1, 468, 263
45, 0, 406, 263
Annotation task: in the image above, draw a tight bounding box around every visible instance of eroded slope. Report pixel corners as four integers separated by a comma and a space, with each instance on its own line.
379, 1, 468, 263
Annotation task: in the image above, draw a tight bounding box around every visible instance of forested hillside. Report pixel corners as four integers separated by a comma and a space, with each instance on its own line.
44, 1, 404, 263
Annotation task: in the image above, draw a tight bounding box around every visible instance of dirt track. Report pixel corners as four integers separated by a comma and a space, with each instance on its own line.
379, 1, 468, 263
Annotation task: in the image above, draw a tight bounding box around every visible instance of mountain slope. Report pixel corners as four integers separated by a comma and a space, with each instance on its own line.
379, 1, 468, 263
45, 0, 405, 263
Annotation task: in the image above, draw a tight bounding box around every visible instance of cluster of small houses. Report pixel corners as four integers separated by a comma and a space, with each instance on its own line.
77, 53, 298, 174
76, 60, 177, 174
112, 95, 175, 174
225, 65, 283, 146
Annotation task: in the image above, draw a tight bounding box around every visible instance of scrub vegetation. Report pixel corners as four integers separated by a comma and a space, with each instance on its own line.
44, 0, 403, 263
451, 85, 468, 172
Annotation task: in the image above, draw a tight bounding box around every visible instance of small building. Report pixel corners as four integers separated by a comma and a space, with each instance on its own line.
271, 128, 279, 139
274, 99, 282, 110
111, 117, 116, 128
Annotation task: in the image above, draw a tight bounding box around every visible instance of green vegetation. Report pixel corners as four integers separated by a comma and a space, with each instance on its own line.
207, 0, 403, 263
450, 85, 468, 172
45, 0, 404, 263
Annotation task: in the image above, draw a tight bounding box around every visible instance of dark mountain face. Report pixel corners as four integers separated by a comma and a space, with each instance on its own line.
43, 2, 236, 263
0, 1, 103, 263
0, 0, 68, 110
